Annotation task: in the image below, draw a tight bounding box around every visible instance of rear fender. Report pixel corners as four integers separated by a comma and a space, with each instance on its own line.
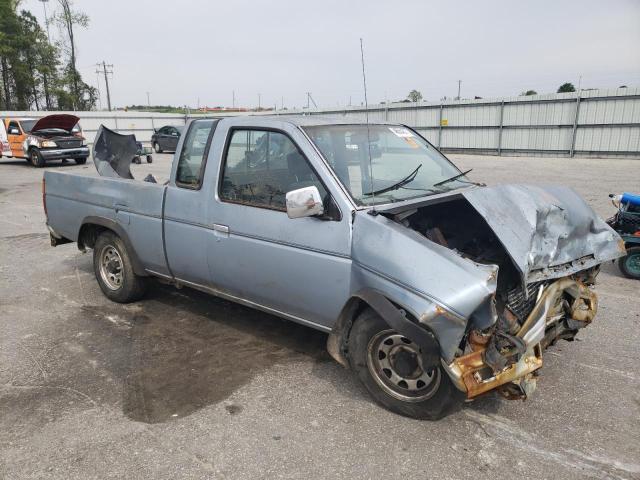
78, 216, 147, 276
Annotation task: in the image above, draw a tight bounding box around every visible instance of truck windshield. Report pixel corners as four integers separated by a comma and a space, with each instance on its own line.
21, 120, 37, 133
304, 125, 470, 206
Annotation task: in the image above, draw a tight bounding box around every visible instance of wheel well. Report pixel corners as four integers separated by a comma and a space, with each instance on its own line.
77, 221, 147, 276
327, 292, 440, 369
78, 223, 108, 251
327, 297, 369, 367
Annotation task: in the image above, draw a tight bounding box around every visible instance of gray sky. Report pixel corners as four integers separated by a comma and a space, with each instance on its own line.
21, 0, 640, 109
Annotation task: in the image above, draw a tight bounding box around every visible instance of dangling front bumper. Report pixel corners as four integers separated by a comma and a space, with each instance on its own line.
443, 278, 598, 399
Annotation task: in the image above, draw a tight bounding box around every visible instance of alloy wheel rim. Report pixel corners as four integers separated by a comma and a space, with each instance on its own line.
367, 330, 440, 402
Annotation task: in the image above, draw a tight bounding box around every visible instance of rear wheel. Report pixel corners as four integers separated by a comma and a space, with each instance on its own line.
75, 157, 87, 165
153, 142, 162, 153
619, 246, 640, 279
348, 308, 458, 419
146, 155, 153, 163
30, 148, 45, 168
93, 231, 147, 303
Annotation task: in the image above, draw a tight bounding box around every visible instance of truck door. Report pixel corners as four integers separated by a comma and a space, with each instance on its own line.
7, 120, 25, 157
163, 119, 218, 285
205, 125, 351, 329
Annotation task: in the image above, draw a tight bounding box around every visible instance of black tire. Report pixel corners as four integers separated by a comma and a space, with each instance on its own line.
93, 231, 147, 303
146, 155, 153, 163
30, 148, 45, 168
153, 142, 162, 153
348, 308, 458, 420
75, 157, 87, 165
133, 156, 142, 165
618, 246, 640, 280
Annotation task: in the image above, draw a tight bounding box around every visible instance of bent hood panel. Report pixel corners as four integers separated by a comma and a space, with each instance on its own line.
31, 114, 79, 133
461, 184, 625, 282
92, 125, 136, 179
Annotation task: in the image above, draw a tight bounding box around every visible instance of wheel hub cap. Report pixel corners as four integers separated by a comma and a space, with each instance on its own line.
99, 245, 123, 290
367, 330, 441, 402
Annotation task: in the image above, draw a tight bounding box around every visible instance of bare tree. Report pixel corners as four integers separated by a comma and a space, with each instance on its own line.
54, 0, 88, 108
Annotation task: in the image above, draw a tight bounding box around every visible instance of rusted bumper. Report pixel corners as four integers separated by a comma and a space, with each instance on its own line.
444, 278, 598, 399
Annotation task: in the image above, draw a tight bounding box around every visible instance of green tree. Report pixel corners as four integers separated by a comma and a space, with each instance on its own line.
557, 82, 576, 93
407, 89, 423, 102
520, 89, 538, 96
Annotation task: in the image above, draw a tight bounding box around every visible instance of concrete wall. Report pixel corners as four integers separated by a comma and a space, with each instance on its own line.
2, 87, 639, 157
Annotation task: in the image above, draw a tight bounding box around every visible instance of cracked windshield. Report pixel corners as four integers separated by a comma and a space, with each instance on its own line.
305, 125, 470, 206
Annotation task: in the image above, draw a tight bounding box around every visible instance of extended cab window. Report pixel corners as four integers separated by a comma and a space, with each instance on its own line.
220, 129, 328, 211
175, 120, 216, 188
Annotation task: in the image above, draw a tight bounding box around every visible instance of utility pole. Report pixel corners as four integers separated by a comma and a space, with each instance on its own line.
96, 61, 113, 111
232, 90, 235, 109
457, 80, 461, 100
95, 71, 102, 110
146, 91, 150, 108
258, 93, 261, 110
306, 92, 317, 109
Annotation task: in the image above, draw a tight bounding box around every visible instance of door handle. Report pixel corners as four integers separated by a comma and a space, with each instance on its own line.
212, 223, 229, 239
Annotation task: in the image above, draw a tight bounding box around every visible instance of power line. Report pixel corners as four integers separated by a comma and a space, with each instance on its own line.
95, 61, 113, 111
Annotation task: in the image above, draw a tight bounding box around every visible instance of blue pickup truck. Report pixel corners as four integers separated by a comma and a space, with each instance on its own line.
43, 116, 624, 419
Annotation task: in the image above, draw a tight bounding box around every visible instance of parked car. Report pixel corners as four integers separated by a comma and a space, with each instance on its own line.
0, 119, 11, 158
43, 117, 625, 419
3, 114, 89, 167
150, 125, 183, 153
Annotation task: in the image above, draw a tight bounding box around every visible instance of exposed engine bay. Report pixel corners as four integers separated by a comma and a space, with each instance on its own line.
389, 196, 601, 400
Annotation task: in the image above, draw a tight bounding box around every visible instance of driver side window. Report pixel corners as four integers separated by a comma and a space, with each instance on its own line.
175, 120, 216, 188
219, 128, 328, 212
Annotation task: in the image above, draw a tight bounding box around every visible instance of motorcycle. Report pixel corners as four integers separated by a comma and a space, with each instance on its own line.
607, 193, 640, 279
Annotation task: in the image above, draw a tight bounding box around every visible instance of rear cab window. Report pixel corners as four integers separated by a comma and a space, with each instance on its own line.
175, 119, 218, 189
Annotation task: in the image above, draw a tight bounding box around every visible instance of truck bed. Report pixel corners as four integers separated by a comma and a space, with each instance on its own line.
44, 171, 169, 275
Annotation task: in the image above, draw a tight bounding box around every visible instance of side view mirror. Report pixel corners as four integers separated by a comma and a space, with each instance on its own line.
286, 186, 324, 219
8, 127, 19, 135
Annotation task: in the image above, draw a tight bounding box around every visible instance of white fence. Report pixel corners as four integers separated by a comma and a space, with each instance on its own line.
2, 87, 639, 158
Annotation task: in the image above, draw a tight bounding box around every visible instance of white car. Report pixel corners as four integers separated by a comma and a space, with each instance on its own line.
0, 119, 11, 158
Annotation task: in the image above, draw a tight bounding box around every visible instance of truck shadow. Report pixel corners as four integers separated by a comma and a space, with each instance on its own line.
80, 281, 334, 424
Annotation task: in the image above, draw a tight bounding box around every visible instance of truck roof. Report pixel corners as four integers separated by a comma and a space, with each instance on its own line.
223, 115, 398, 127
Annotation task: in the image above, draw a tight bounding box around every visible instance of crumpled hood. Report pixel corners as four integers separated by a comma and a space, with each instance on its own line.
460, 184, 625, 282
92, 125, 136, 179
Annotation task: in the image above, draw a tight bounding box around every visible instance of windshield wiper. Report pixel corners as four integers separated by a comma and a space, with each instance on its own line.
432, 168, 477, 187
363, 164, 422, 196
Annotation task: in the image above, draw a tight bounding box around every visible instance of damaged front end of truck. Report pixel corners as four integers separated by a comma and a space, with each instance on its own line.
350, 184, 625, 401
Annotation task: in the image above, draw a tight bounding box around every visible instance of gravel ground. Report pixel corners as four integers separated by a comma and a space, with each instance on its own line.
0, 152, 639, 480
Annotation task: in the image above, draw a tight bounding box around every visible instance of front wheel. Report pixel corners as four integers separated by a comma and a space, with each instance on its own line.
619, 246, 640, 279
348, 308, 458, 420
30, 149, 45, 167
153, 142, 162, 153
93, 231, 147, 303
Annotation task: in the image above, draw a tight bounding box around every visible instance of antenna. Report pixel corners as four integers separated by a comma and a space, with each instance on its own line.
360, 38, 375, 210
